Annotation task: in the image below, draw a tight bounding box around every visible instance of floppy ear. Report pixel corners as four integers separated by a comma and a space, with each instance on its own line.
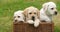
37, 9, 40, 19
23, 8, 28, 22
23, 8, 28, 17
42, 3, 48, 11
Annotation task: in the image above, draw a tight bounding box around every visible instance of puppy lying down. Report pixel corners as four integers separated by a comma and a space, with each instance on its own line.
14, 10, 24, 23
40, 2, 57, 23
23, 6, 40, 27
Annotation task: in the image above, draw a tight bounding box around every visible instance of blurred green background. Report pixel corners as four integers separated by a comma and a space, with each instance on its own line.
0, 0, 60, 32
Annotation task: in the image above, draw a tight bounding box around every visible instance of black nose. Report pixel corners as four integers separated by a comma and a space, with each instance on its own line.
55, 11, 57, 15
32, 16, 35, 21
15, 20, 17, 22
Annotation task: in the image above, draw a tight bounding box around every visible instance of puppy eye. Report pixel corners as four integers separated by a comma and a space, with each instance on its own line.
18, 16, 20, 18
51, 8, 54, 10
34, 13, 36, 14
29, 13, 32, 14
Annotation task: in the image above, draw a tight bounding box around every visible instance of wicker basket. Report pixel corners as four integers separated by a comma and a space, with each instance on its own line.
13, 22, 54, 32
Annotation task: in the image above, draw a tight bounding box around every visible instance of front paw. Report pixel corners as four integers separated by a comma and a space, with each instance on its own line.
46, 21, 51, 23
34, 20, 40, 27
34, 22, 40, 27
46, 19, 51, 23
27, 20, 34, 24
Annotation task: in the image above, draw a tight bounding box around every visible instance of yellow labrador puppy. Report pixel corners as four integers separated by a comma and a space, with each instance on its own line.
23, 6, 40, 27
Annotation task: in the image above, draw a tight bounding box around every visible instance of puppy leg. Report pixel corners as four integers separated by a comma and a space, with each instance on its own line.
34, 19, 40, 27
45, 17, 52, 23
41, 15, 52, 23
27, 20, 34, 24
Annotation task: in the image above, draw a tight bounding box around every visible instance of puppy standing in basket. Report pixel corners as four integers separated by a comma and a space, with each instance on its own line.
14, 10, 24, 23
40, 2, 57, 23
23, 6, 40, 27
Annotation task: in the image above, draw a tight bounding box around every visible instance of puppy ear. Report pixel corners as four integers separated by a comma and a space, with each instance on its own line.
23, 8, 28, 17
37, 9, 40, 19
42, 3, 48, 11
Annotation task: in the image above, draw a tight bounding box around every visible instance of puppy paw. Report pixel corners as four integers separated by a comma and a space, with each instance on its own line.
27, 20, 34, 24
46, 19, 51, 23
34, 19, 40, 27
34, 22, 40, 27
46, 21, 51, 23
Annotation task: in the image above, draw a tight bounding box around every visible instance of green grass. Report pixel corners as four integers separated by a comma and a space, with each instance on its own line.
0, 0, 60, 32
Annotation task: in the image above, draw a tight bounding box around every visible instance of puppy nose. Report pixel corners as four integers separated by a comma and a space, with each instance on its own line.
32, 16, 35, 19
15, 20, 17, 22
32, 16, 35, 21
55, 11, 57, 15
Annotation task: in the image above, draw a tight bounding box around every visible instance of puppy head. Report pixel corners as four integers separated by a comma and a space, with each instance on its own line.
23, 6, 40, 21
14, 11, 24, 22
43, 2, 57, 15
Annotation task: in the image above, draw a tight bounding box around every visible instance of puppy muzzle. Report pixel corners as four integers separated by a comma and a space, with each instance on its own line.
32, 16, 35, 21
15, 20, 17, 22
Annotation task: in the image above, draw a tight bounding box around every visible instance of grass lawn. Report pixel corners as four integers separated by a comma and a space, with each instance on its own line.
0, 0, 60, 32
